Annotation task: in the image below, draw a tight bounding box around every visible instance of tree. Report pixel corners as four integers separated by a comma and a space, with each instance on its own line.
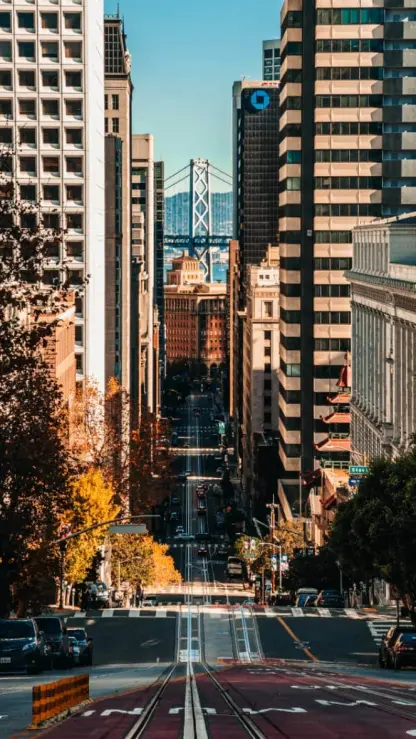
328, 446, 416, 621
234, 521, 304, 576
285, 546, 345, 593
110, 534, 181, 588
130, 412, 173, 514
64, 469, 120, 585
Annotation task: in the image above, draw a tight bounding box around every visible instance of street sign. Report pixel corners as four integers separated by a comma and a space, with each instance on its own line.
349, 478, 361, 487
109, 524, 147, 535
349, 466, 369, 475
270, 554, 278, 572
218, 422, 226, 434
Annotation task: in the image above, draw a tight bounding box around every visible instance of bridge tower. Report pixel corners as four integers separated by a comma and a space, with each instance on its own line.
188, 158, 213, 280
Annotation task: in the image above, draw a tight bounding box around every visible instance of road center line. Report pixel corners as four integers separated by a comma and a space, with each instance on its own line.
276, 616, 319, 663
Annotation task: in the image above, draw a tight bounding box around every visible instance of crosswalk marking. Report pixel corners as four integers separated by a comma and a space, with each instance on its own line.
367, 619, 396, 645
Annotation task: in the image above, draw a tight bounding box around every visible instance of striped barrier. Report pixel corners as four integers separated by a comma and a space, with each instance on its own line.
31, 674, 89, 726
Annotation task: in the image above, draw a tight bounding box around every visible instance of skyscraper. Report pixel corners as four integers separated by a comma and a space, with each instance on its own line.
154, 160, 165, 383
262, 39, 281, 80
104, 13, 133, 391
0, 0, 105, 388
277, 0, 416, 518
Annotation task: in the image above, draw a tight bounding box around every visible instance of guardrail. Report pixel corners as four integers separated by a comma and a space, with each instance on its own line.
31, 674, 89, 726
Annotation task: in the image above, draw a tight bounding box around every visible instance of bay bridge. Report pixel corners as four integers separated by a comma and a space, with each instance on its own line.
164, 159, 233, 281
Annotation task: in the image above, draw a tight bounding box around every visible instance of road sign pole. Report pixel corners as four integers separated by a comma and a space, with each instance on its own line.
279, 545, 282, 591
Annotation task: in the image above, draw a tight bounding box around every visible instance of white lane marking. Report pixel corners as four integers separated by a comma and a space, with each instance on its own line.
190, 661, 209, 738
101, 609, 115, 617
315, 699, 377, 707
156, 610, 167, 618
101, 708, 144, 717
129, 610, 141, 618
73, 611, 86, 618
317, 608, 331, 618
243, 707, 307, 715
344, 608, 360, 619
291, 608, 304, 617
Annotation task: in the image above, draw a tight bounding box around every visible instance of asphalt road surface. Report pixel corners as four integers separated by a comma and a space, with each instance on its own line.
4, 390, 416, 737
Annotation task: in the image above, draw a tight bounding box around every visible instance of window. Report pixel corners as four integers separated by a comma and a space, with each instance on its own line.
65, 71, 82, 88
316, 8, 383, 24
76, 354, 83, 373
314, 338, 351, 352
315, 177, 381, 190
112, 118, 119, 133
286, 177, 301, 190
280, 283, 301, 297
286, 363, 301, 377
66, 157, 83, 175
0, 12, 11, 31
64, 13, 81, 31
64, 42, 82, 61
286, 150, 301, 164
281, 335, 301, 350
43, 213, 60, 230
315, 121, 382, 136
45, 243, 60, 260
41, 42, 58, 61
68, 269, 83, 285
65, 99, 82, 118
0, 99, 12, 117
43, 184, 59, 202
0, 70, 11, 88
20, 156, 36, 175
112, 94, 119, 110
18, 12, 35, 30
264, 412, 272, 424
264, 330, 272, 341
66, 185, 82, 203
0, 128, 12, 144
67, 242, 83, 261
281, 309, 301, 324
42, 70, 59, 90
314, 257, 352, 271
20, 127, 36, 145
264, 346, 272, 358
104, 94, 108, 110
43, 156, 60, 175
316, 66, 383, 81
264, 379, 272, 391
314, 312, 351, 325
41, 13, 58, 30
104, 118, 108, 134
0, 41, 12, 61
65, 128, 82, 146
18, 70, 35, 88
21, 212, 37, 230
20, 184, 36, 202
314, 284, 350, 297
19, 99, 36, 118
42, 128, 59, 145
42, 99, 59, 117
314, 365, 346, 379
263, 301, 273, 318
18, 42, 35, 59
316, 95, 382, 109
75, 325, 83, 345
67, 213, 83, 231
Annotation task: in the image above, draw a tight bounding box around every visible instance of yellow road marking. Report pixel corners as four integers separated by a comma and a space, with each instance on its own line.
276, 616, 319, 663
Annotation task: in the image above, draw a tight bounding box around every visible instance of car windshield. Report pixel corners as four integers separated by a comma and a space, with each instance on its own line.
35, 618, 62, 634
400, 633, 416, 643
68, 629, 86, 640
0, 621, 35, 639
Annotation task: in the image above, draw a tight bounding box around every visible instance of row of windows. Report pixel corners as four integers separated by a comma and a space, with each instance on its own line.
316, 8, 384, 25
104, 94, 119, 111
281, 10, 302, 31
0, 182, 83, 203
315, 122, 382, 136
0, 98, 82, 119
280, 283, 351, 299
316, 38, 383, 54
315, 149, 382, 163
2, 211, 84, 230
0, 11, 81, 32
105, 117, 119, 134
316, 66, 383, 81
0, 68, 82, 90
0, 40, 82, 63
280, 257, 352, 271
315, 204, 382, 217
0, 127, 82, 146
1, 155, 83, 175
281, 361, 350, 379
316, 95, 382, 108
280, 335, 301, 351
315, 311, 351, 324
315, 176, 382, 190
280, 387, 350, 405
315, 338, 351, 352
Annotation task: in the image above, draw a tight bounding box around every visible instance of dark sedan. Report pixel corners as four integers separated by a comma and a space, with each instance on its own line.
0, 619, 46, 674
388, 632, 416, 670
314, 590, 345, 608
67, 628, 93, 666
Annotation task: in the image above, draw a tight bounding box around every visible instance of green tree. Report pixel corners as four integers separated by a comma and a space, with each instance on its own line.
329, 447, 416, 621
285, 546, 345, 593
234, 521, 304, 576
64, 469, 120, 584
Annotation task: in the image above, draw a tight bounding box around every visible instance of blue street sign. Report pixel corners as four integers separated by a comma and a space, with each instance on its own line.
349, 478, 361, 487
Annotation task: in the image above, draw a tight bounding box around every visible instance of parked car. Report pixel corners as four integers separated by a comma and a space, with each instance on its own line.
197, 545, 208, 557
379, 625, 416, 668
388, 631, 416, 670
34, 616, 70, 668
295, 588, 319, 608
314, 590, 345, 608
143, 596, 159, 607
67, 628, 93, 666
68, 636, 81, 666
0, 619, 46, 674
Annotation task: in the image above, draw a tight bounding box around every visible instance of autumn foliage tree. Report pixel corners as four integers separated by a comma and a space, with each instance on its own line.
110, 534, 181, 588
130, 411, 173, 514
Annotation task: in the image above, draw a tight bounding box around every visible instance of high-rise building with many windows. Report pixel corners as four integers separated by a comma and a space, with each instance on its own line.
0, 0, 105, 388
262, 39, 281, 80
277, 0, 416, 518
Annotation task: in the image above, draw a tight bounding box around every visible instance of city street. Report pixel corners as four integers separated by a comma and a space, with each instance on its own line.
3, 391, 416, 738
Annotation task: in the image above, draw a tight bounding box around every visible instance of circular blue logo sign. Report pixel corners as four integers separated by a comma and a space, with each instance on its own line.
250, 90, 271, 111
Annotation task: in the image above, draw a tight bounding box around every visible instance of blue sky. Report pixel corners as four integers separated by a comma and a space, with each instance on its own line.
104, 0, 280, 189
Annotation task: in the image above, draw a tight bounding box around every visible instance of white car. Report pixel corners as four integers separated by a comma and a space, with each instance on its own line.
176, 525, 184, 534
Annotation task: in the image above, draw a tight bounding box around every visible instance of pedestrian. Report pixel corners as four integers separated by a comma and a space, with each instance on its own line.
136, 582, 144, 607
89, 582, 98, 609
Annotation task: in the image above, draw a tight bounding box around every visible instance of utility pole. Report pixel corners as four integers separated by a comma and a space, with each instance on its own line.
266, 494, 280, 593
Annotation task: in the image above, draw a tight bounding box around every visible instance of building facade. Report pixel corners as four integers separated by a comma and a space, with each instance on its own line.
349, 213, 416, 462
165, 256, 227, 369
0, 0, 106, 388
154, 159, 165, 385
277, 0, 416, 517
240, 246, 280, 505
263, 39, 281, 80
131, 134, 155, 417
104, 14, 133, 391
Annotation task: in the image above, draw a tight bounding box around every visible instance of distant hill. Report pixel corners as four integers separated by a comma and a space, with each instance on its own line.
165, 191, 232, 236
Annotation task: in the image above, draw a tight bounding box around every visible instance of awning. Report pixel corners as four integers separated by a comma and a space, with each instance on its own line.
328, 392, 351, 405
315, 437, 351, 452
320, 412, 350, 425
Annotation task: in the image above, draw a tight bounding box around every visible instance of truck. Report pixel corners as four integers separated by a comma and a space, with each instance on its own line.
226, 556, 244, 580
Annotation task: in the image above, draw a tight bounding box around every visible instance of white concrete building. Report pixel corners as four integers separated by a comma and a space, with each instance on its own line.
0, 0, 105, 389
241, 246, 279, 502
349, 212, 416, 462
